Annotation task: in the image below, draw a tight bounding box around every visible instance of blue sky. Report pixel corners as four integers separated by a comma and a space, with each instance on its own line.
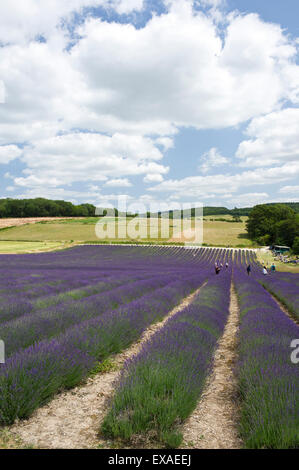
0, 0, 298, 211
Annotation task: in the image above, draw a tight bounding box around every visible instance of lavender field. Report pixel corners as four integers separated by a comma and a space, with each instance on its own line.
0, 246, 298, 449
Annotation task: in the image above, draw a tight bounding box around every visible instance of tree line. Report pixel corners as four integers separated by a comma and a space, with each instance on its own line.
1, 198, 298, 220
246, 204, 299, 254
0, 198, 97, 218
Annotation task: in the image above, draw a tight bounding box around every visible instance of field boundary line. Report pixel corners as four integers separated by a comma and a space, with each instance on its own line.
181, 281, 242, 449
9, 281, 207, 449
79, 243, 254, 251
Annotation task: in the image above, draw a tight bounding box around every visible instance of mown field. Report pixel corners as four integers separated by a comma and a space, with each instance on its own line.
0, 246, 298, 449
0, 241, 70, 254
0, 215, 254, 248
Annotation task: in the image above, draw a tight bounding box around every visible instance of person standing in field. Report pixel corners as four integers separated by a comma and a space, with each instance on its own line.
271, 263, 276, 273
246, 264, 251, 275
263, 266, 268, 275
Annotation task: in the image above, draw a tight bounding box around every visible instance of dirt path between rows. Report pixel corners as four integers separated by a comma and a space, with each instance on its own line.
9, 283, 207, 449
181, 282, 242, 449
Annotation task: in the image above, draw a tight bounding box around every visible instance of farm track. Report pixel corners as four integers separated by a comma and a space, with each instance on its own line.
262, 284, 299, 326
9, 283, 207, 449
181, 282, 242, 449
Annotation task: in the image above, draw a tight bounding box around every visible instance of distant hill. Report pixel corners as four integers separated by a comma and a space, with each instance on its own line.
0, 197, 298, 219
167, 203, 299, 218
149, 203, 299, 218
228, 202, 299, 217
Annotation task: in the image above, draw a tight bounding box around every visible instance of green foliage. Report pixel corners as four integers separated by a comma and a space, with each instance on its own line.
230, 206, 252, 217
161, 431, 183, 448
292, 237, 299, 255
203, 206, 231, 216
147, 202, 299, 220
101, 282, 228, 447
101, 361, 200, 447
209, 217, 242, 223
0, 198, 98, 218
232, 214, 242, 222
275, 215, 299, 248
0, 198, 136, 219
246, 204, 297, 245
90, 358, 117, 376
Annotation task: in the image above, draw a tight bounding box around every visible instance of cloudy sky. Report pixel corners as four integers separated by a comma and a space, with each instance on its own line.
0, 0, 298, 210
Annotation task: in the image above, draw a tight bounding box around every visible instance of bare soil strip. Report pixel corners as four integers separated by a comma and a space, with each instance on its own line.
9, 283, 206, 449
181, 282, 242, 449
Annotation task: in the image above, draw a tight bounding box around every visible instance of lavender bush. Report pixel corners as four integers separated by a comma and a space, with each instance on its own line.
101, 271, 231, 447
0, 246, 222, 424
1, 276, 177, 357
234, 265, 299, 448
259, 274, 299, 320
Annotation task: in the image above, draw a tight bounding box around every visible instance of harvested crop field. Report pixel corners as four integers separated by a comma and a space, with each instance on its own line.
0, 246, 298, 449
0, 217, 81, 230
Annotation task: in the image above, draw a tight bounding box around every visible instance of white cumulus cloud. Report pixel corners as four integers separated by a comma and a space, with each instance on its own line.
0, 1, 145, 45
148, 162, 299, 200
236, 108, 299, 166
198, 147, 228, 174
14, 132, 168, 189
279, 185, 299, 195
0, 0, 298, 203
0, 81, 5, 103
143, 173, 165, 183
104, 178, 132, 187
0, 145, 22, 164
69, 8, 299, 134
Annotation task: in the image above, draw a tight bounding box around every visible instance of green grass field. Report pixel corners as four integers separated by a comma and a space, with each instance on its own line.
0, 215, 254, 247
0, 241, 71, 254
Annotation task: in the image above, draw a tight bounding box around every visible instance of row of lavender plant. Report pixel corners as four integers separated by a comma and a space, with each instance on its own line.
258, 273, 299, 321
236, 249, 299, 321
0, 274, 206, 425
0, 246, 227, 326
0, 266, 172, 325
0, 248, 220, 352
0, 272, 152, 324
1, 275, 183, 357
0, 245, 230, 278
0, 246, 230, 424
101, 270, 232, 448
233, 263, 299, 448
0, 245, 213, 301
0, 269, 97, 299
0, 245, 217, 322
